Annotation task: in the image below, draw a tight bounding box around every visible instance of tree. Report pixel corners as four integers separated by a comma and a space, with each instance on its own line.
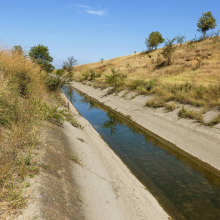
161, 38, 176, 66
13, 45, 23, 54
62, 56, 77, 73
176, 34, 186, 46
145, 31, 165, 50
29, 44, 54, 73
197, 11, 217, 38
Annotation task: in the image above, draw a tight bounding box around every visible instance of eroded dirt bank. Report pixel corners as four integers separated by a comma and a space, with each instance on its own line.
71, 81, 220, 173
17, 94, 169, 220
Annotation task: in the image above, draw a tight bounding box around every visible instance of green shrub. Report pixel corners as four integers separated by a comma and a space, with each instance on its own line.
46, 75, 67, 91
81, 71, 90, 81
55, 69, 64, 76
147, 79, 155, 91
161, 38, 176, 65
81, 70, 97, 81
137, 86, 147, 94
105, 67, 127, 89
90, 70, 96, 81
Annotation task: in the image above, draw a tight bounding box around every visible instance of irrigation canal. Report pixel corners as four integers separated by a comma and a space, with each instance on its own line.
62, 85, 220, 220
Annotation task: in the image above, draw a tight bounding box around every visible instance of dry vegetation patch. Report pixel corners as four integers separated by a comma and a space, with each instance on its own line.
72, 37, 220, 125
0, 49, 79, 218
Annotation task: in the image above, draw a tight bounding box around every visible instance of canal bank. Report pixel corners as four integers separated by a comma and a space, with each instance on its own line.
70, 81, 220, 174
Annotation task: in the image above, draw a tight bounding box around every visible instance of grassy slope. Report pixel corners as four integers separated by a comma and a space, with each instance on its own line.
72, 37, 220, 125
0, 49, 78, 218
74, 37, 220, 85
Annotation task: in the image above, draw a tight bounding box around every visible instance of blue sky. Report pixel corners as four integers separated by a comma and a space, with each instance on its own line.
0, 0, 219, 68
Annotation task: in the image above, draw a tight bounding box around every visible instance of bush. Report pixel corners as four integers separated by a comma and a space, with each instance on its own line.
90, 70, 96, 81
55, 69, 64, 76
46, 75, 67, 91
161, 38, 176, 65
42, 104, 65, 125
80, 70, 97, 81
176, 34, 186, 46
147, 79, 155, 91
105, 67, 127, 89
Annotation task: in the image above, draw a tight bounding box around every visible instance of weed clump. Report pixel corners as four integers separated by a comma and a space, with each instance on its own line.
164, 103, 178, 112
67, 153, 82, 165
145, 96, 165, 108
178, 106, 203, 122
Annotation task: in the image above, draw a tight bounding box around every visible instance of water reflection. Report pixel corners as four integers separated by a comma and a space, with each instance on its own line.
62, 85, 220, 220
102, 114, 122, 136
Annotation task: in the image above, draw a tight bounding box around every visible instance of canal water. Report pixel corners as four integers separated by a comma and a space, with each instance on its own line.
62, 85, 220, 220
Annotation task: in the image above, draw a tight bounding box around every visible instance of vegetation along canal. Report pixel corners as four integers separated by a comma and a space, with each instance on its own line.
62, 85, 220, 220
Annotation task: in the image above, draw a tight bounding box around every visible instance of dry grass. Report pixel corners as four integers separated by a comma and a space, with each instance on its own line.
73, 37, 220, 85
0, 51, 44, 215
0, 49, 79, 217
71, 37, 220, 122
164, 103, 178, 112
178, 106, 204, 123
145, 96, 165, 108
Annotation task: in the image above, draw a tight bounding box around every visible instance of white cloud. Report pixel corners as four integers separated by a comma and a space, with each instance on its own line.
86, 10, 105, 16
74, 4, 91, 9
73, 4, 106, 16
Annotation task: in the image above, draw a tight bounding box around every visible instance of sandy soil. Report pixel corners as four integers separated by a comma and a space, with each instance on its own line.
16, 93, 169, 220
71, 81, 220, 173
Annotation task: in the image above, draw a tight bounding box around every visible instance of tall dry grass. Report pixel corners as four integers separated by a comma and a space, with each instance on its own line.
0, 49, 77, 217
